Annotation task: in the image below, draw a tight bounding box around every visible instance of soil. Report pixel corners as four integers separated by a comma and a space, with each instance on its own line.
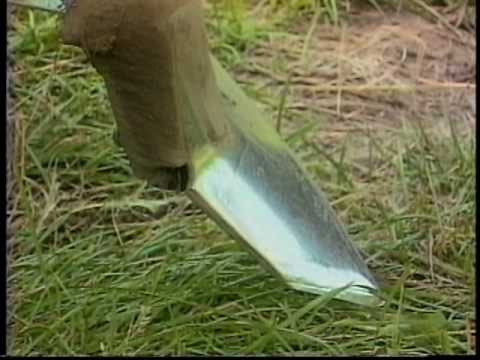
233, 8, 476, 148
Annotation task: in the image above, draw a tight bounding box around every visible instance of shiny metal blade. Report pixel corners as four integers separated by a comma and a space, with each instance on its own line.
186, 57, 380, 306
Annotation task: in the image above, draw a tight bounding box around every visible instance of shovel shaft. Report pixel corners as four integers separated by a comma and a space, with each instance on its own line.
61, 1, 195, 187
61, 0, 231, 191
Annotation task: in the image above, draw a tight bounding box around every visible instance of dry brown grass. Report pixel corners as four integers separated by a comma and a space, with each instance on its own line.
232, 8, 475, 149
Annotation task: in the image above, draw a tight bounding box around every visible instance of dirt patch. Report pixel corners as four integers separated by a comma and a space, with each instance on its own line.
233, 9, 475, 145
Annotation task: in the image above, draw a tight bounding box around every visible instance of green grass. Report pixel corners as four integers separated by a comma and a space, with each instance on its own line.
8, 1, 475, 356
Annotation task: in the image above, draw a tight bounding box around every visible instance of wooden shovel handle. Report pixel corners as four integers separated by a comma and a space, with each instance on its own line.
61, 0, 207, 190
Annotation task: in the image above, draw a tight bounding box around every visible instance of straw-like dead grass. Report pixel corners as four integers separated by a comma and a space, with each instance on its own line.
233, 8, 475, 145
